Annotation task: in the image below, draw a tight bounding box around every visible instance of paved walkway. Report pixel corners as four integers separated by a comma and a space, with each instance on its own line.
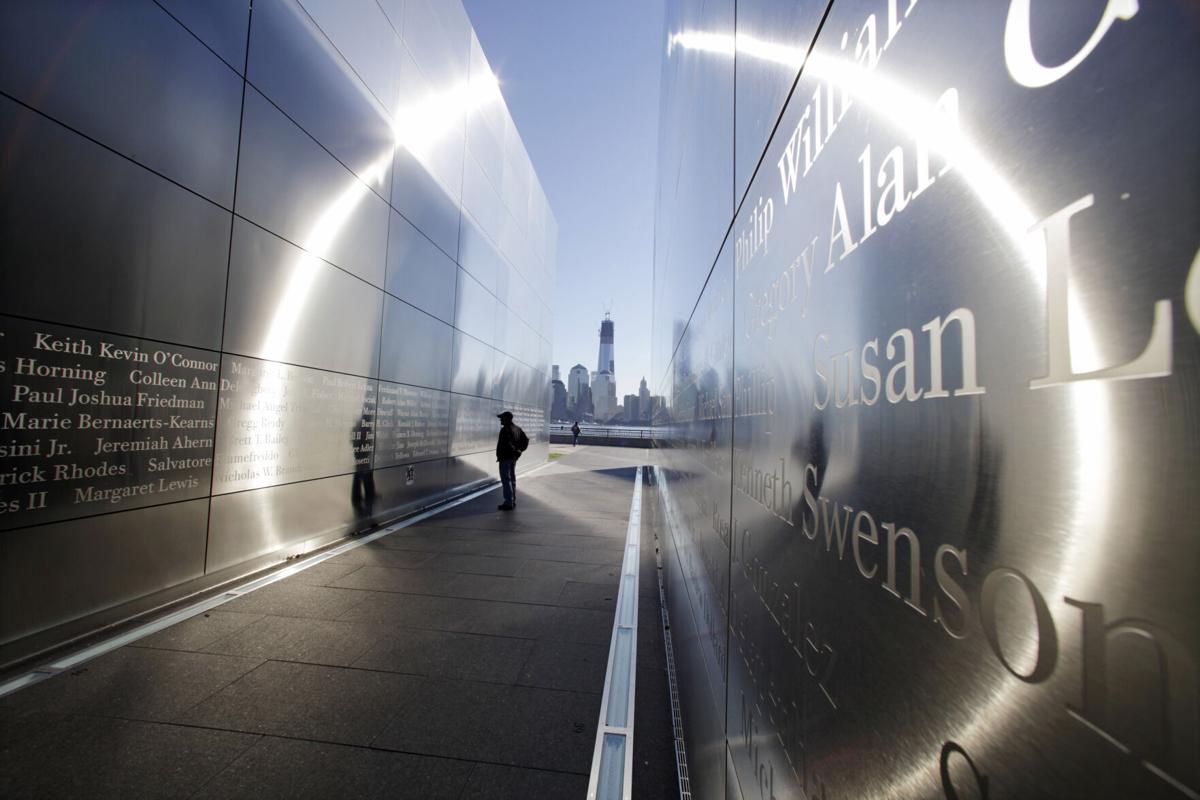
1, 446, 676, 799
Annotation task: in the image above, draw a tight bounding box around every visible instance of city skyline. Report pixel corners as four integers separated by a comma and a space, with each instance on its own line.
461, 1, 662, 396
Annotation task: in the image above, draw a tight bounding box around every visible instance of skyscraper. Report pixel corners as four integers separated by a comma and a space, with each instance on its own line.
597, 313, 615, 376
567, 364, 590, 407
592, 370, 617, 420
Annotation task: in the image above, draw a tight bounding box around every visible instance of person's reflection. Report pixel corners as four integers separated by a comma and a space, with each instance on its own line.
351, 409, 375, 519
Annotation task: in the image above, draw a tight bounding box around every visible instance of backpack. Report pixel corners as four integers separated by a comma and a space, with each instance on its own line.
515, 425, 529, 452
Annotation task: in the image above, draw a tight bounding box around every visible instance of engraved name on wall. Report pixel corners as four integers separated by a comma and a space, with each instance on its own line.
374, 382, 451, 466
0, 315, 218, 527
212, 356, 376, 494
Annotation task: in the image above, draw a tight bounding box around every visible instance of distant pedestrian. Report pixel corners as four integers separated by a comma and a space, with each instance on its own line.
495, 411, 529, 510
571, 421, 581, 446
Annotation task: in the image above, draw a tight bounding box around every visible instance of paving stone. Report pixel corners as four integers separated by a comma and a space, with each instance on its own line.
353, 628, 533, 683
423, 552, 526, 576
556, 580, 618, 610
373, 680, 599, 772
133, 610, 264, 652
515, 559, 619, 584
633, 704, 680, 799
194, 735, 468, 799
219, 581, 371, 620
517, 640, 609, 693
283, 560, 364, 586
459, 763, 590, 799
329, 564, 454, 595
328, 544, 440, 567
443, 572, 566, 604
502, 532, 625, 550
201, 615, 389, 667
0, 715, 257, 800
0, 648, 261, 723
179, 660, 425, 746
470, 603, 614, 644
0, 709, 67, 766
337, 592, 486, 633
434, 541, 622, 565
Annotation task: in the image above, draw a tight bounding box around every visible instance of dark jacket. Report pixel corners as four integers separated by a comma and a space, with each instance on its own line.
496, 423, 526, 461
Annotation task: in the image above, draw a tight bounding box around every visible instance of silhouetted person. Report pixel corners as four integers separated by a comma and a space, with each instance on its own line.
351, 411, 376, 519
571, 420, 581, 446
495, 410, 529, 510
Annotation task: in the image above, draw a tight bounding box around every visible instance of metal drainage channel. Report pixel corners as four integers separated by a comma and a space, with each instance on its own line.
647, 466, 693, 799
0, 461, 555, 699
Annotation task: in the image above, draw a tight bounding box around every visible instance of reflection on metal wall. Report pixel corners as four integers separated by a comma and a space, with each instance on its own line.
0, 0, 555, 662
651, 2, 1199, 798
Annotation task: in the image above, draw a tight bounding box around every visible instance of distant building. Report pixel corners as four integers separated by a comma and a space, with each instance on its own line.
623, 393, 640, 423
550, 379, 568, 421
567, 364, 589, 408
638, 377, 650, 411
647, 395, 666, 422
597, 313, 615, 376
551, 364, 561, 383
593, 371, 617, 420
574, 385, 594, 420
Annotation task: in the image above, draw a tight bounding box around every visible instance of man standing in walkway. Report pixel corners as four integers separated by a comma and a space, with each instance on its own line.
496, 410, 528, 510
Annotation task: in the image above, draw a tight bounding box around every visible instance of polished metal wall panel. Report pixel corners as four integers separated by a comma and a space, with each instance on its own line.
0, 0, 555, 662
468, 33, 508, 151
652, 0, 735, 389
467, 107, 507, 198
235, 86, 390, 287
206, 472, 363, 573
395, 35, 467, 207
445, 451, 497, 491
384, 210, 458, 324
492, 352, 515, 404
390, 143, 463, 261
247, 0, 395, 198
404, 0, 470, 91
0, 315, 218, 531
0, 97, 231, 350
449, 393, 500, 457
388, 37, 467, 257
459, 212, 504, 297
377, 0, 403, 33
0, 499, 209, 646
222, 219, 383, 377
450, 331, 496, 398
658, 247, 736, 800
454, 268, 499, 346
653, 1, 1200, 798
732, 0, 827, 202
158, 0, 251, 73
295, 0, 401, 112
371, 458, 452, 518
462, 151, 507, 259
211, 356, 376, 495
0, 0, 243, 208
379, 297, 454, 391
374, 383, 452, 467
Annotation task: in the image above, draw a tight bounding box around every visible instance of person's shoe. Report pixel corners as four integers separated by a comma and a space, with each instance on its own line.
497, 503, 514, 511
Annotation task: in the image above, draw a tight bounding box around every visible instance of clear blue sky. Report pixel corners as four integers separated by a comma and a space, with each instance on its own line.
462, 0, 664, 398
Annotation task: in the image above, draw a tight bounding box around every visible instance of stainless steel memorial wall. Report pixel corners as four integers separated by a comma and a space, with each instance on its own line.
0, 0, 556, 663
650, 1, 1199, 798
